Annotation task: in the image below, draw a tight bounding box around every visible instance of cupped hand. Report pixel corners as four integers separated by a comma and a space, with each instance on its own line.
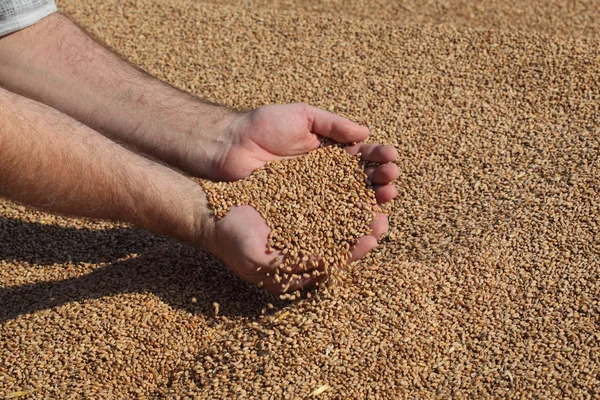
202, 103, 400, 293
211, 205, 390, 294
212, 103, 399, 203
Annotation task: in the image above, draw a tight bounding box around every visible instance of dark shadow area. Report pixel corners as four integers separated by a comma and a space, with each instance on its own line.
1, 216, 145, 264
0, 217, 280, 322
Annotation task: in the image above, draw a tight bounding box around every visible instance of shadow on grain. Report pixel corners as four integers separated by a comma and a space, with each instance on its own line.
0, 217, 278, 322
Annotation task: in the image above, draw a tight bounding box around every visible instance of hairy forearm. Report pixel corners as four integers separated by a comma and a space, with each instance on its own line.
0, 87, 214, 245
0, 13, 236, 178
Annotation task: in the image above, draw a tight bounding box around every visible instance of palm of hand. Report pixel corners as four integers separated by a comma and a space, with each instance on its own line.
213, 206, 318, 294
212, 206, 273, 284
216, 205, 389, 294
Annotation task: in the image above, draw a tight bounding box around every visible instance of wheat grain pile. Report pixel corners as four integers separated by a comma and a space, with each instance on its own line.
1, 0, 599, 398
202, 145, 377, 296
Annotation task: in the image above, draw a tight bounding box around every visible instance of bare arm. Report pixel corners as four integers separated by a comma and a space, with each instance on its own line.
0, 87, 215, 246
0, 11, 400, 293
0, 12, 401, 191
0, 13, 232, 178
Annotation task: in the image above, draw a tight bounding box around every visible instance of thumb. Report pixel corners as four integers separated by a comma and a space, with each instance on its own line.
305, 104, 370, 143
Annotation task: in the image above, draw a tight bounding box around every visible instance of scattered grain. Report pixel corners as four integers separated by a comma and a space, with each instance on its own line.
0, 0, 598, 398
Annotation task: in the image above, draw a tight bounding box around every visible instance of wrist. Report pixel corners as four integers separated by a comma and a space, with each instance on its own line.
188, 184, 218, 252
183, 105, 243, 179
124, 165, 217, 247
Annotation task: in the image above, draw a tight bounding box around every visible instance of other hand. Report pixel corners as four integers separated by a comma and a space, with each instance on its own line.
210, 103, 399, 203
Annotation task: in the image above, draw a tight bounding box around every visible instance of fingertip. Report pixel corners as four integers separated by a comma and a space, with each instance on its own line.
366, 163, 400, 184
388, 162, 400, 179
374, 184, 398, 204
331, 120, 369, 144
350, 123, 370, 142
346, 143, 398, 163
349, 235, 378, 262
384, 145, 399, 162
369, 213, 389, 239
308, 106, 369, 143
372, 145, 398, 163
380, 162, 400, 182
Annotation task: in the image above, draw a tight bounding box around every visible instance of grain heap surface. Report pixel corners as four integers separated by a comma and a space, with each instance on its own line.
202, 145, 376, 294
1, 0, 599, 398
204, 0, 600, 39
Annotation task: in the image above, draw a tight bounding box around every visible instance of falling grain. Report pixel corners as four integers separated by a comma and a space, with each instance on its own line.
201, 146, 377, 291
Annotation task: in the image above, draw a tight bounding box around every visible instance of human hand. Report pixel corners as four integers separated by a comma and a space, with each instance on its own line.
209, 103, 399, 203
209, 205, 389, 294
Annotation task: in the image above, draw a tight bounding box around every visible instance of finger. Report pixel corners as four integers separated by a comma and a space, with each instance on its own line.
370, 212, 389, 240
374, 184, 398, 204
297, 274, 327, 291
345, 143, 398, 163
306, 105, 370, 143
348, 235, 378, 263
365, 163, 400, 184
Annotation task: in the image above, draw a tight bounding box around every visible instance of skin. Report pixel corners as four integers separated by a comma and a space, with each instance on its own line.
0, 13, 400, 293
0, 87, 211, 245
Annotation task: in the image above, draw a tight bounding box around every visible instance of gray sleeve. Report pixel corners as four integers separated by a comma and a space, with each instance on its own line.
0, 0, 57, 37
